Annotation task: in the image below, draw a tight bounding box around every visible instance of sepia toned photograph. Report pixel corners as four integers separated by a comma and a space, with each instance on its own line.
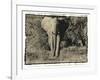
24, 14, 88, 65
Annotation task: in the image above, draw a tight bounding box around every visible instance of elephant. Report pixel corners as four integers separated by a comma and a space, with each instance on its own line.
41, 16, 69, 58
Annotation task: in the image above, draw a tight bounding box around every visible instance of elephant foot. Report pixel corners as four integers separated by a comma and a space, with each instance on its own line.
49, 54, 57, 60
55, 55, 58, 57
54, 53, 59, 57
48, 56, 57, 60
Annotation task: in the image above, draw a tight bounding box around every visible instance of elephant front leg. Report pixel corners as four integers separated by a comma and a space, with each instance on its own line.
48, 35, 55, 57
53, 34, 57, 57
55, 34, 60, 57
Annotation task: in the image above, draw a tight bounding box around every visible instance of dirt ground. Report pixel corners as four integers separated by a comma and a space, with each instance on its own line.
25, 46, 87, 64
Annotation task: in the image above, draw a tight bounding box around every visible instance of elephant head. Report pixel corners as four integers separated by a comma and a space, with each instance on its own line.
41, 16, 69, 58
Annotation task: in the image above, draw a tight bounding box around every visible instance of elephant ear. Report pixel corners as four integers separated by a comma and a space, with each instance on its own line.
41, 17, 54, 33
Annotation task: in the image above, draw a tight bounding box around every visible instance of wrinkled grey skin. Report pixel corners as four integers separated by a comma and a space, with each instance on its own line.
41, 16, 68, 57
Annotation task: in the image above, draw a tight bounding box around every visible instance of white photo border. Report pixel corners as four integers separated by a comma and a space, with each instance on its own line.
12, 3, 97, 80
